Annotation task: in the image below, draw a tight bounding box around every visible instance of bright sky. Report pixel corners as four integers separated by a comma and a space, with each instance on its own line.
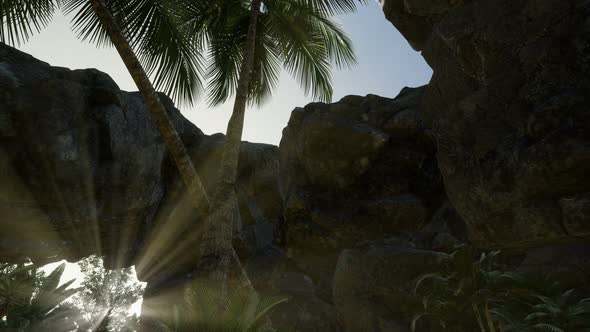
21, 0, 431, 316
18, 1, 432, 145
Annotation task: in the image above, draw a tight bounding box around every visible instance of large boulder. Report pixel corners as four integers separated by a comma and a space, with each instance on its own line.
0, 43, 281, 277
333, 239, 448, 331
278, 87, 449, 283
245, 246, 340, 332
382, 0, 590, 248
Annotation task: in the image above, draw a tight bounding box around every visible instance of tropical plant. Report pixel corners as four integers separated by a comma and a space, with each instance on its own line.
69, 256, 143, 332
0, 0, 210, 211
412, 246, 519, 332
0, 262, 80, 332
412, 246, 590, 332
151, 280, 288, 332
492, 284, 590, 332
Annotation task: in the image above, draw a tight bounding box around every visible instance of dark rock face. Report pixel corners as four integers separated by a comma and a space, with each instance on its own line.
245, 246, 340, 332
278, 87, 452, 283
383, 0, 590, 248
0, 44, 281, 278
333, 239, 448, 331
0, 44, 172, 266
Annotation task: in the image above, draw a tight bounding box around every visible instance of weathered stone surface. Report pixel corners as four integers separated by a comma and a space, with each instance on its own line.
0, 44, 281, 276
278, 87, 449, 283
333, 239, 448, 331
245, 246, 340, 332
382, 0, 590, 248
380, 0, 464, 51
516, 242, 590, 292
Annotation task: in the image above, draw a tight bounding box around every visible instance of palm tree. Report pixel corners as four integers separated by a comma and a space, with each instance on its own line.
183, 0, 362, 293
84, 0, 211, 210
0, 0, 211, 211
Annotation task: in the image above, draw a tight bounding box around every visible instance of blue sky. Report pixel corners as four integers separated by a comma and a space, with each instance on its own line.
18, 1, 432, 145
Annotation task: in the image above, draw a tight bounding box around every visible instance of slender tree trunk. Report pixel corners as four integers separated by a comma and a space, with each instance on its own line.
89, 0, 209, 211
197, 0, 262, 296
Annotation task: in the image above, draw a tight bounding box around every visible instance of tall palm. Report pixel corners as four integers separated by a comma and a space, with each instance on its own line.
184, 0, 362, 294
0, 0, 211, 210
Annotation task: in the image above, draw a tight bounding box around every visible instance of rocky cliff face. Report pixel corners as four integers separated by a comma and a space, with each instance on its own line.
1, 0, 589, 330
383, 0, 590, 248
0, 44, 281, 278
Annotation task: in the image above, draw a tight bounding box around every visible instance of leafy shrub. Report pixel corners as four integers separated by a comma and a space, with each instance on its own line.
412, 246, 590, 332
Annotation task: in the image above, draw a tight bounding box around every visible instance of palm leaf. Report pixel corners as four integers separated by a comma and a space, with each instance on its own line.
530, 323, 565, 332
265, 0, 333, 102
60, 0, 128, 47
125, 0, 205, 105
0, 0, 56, 45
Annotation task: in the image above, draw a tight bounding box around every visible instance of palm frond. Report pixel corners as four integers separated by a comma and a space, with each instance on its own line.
204, 9, 248, 106
0, 0, 56, 45
300, 0, 366, 16
59, 0, 127, 48
124, 0, 205, 105
247, 14, 281, 106
60, 0, 204, 105
265, 0, 333, 102
269, 0, 356, 69
530, 323, 565, 332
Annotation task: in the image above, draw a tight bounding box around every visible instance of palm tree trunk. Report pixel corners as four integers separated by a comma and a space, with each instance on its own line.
89, 0, 209, 211
198, 0, 262, 295
220, 0, 262, 182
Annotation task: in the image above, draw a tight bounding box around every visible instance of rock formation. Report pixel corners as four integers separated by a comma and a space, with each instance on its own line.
1, 0, 589, 330
0, 43, 281, 277
383, 0, 590, 249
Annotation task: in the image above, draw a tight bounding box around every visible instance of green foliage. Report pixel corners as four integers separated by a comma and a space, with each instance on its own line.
70, 255, 143, 332
412, 246, 514, 331
0, 262, 80, 332
492, 285, 590, 332
0, 0, 55, 45
0, 0, 203, 105
152, 281, 288, 332
411, 246, 590, 332
183, 0, 362, 106
1, 0, 362, 106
